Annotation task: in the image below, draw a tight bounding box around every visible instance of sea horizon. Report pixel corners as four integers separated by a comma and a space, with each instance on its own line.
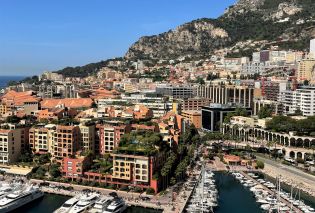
0, 75, 26, 89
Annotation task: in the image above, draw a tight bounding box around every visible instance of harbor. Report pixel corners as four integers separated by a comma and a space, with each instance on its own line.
0, 170, 315, 213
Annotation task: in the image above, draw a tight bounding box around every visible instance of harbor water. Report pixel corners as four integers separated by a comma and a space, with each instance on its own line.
214, 172, 262, 213
11, 193, 162, 213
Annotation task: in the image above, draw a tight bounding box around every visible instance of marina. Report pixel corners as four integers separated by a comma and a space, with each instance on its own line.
0, 167, 315, 213
184, 168, 218, 213
232, 171, 315, 213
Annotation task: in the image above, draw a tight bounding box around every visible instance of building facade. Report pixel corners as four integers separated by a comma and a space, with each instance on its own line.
279, 86, 315, 116
0, 129, 21, 164
202, 104, 252, 132
197, 84, 254, 108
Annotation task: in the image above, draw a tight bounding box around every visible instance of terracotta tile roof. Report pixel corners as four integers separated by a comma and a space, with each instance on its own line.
41, 98, 93, 109
1, 90, 39, 106
0, 129, 11, 134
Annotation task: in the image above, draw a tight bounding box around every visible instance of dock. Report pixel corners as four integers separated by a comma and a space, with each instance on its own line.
32, 179, 164, 211
240, 171, 303, 213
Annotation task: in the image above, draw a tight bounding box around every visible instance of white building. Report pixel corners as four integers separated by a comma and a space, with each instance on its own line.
279, 86, 315, 116
241, 62, 266, 75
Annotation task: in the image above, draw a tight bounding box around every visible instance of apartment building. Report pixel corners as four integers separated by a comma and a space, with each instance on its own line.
99, 125, 115, 154
133, 105, 153, 120
135, 101, 172, 118
156, 85, 197, 99
0, 103, 7, 117
297, 59, 315, 82
53, 126, 80, 161
241, 62, 266, 75
279, 86, 315, 116
0, 129, 21, 164
177, 98, 211, 111
79, 124, 95, 154
112, 153, 150, 183
63, 155, 91, 180
181, 110, 202, 129
99, 124, 130, 155
29, 127, 52, 153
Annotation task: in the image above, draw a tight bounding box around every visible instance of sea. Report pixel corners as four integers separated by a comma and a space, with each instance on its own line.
0, 76, 25, 89
11, 193, 162, 213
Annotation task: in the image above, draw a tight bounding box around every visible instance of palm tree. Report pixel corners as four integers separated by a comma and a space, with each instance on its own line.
266, 140, 275, 158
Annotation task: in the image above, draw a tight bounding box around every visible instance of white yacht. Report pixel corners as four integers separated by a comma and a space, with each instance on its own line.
89, 197, 113, 213
0, 185, 44, 213
69, 193, 99, 213
54, 197, 79, 213
103, 197, 127, 213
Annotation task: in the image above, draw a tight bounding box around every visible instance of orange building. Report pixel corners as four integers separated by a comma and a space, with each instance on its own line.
53, 125, 80, 161
133, 105, 153, 120
63, 155, 91, 180
89, 88, 121, 99
181, 110, 202, 129
40, 98, 93, 109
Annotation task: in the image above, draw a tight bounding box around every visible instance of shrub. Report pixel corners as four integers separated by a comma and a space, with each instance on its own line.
296, 158, 305, 164
146, 187, 155, 195
256, 160, 265, 169
134, 187, 142, 193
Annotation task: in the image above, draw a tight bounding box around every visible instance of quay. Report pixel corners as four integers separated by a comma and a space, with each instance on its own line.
239, 171, 303, 213
163, 170, 201, 213
31, 174, 197, 213
31, 179, 164, 211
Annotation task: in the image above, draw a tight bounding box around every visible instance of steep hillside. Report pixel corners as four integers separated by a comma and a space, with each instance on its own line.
125, 0, 315, 60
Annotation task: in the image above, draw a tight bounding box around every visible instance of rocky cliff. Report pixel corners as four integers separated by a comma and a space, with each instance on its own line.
125, 0, 315, 60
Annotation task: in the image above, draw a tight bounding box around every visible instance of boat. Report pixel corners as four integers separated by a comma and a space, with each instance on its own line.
69, 193, 99, 213
0, 185, 44, 213
103, 197, 127, 213
54, 197, 79, 213
89, 197, 113, 213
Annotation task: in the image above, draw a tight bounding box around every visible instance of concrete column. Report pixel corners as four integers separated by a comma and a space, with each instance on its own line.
249, 89, 252, 108
239, 89, 241, 104
217, 87, 220, 103
244, 88, 247, 107
212, 87, 215, 102
225, 88, 228, 104
234, 88, 236, 103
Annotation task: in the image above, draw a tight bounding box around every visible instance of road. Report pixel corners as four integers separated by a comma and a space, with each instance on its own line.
257, 156, 315, 183
257, 155, 315, 196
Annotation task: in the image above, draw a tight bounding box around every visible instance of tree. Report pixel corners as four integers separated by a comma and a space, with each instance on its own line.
49, 164, 61, 178
258, 106, 272, 119
195, 77, 205, 85
6, 115, 21, 124
303, 80, 309, 86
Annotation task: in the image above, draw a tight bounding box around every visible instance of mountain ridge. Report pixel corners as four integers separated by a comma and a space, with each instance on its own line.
54, 0, 315, 77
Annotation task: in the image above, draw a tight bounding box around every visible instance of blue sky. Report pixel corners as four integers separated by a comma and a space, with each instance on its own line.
0, 0, 236, 76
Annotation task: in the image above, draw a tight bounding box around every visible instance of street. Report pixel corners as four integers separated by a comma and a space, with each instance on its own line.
257, 155, 315, 196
